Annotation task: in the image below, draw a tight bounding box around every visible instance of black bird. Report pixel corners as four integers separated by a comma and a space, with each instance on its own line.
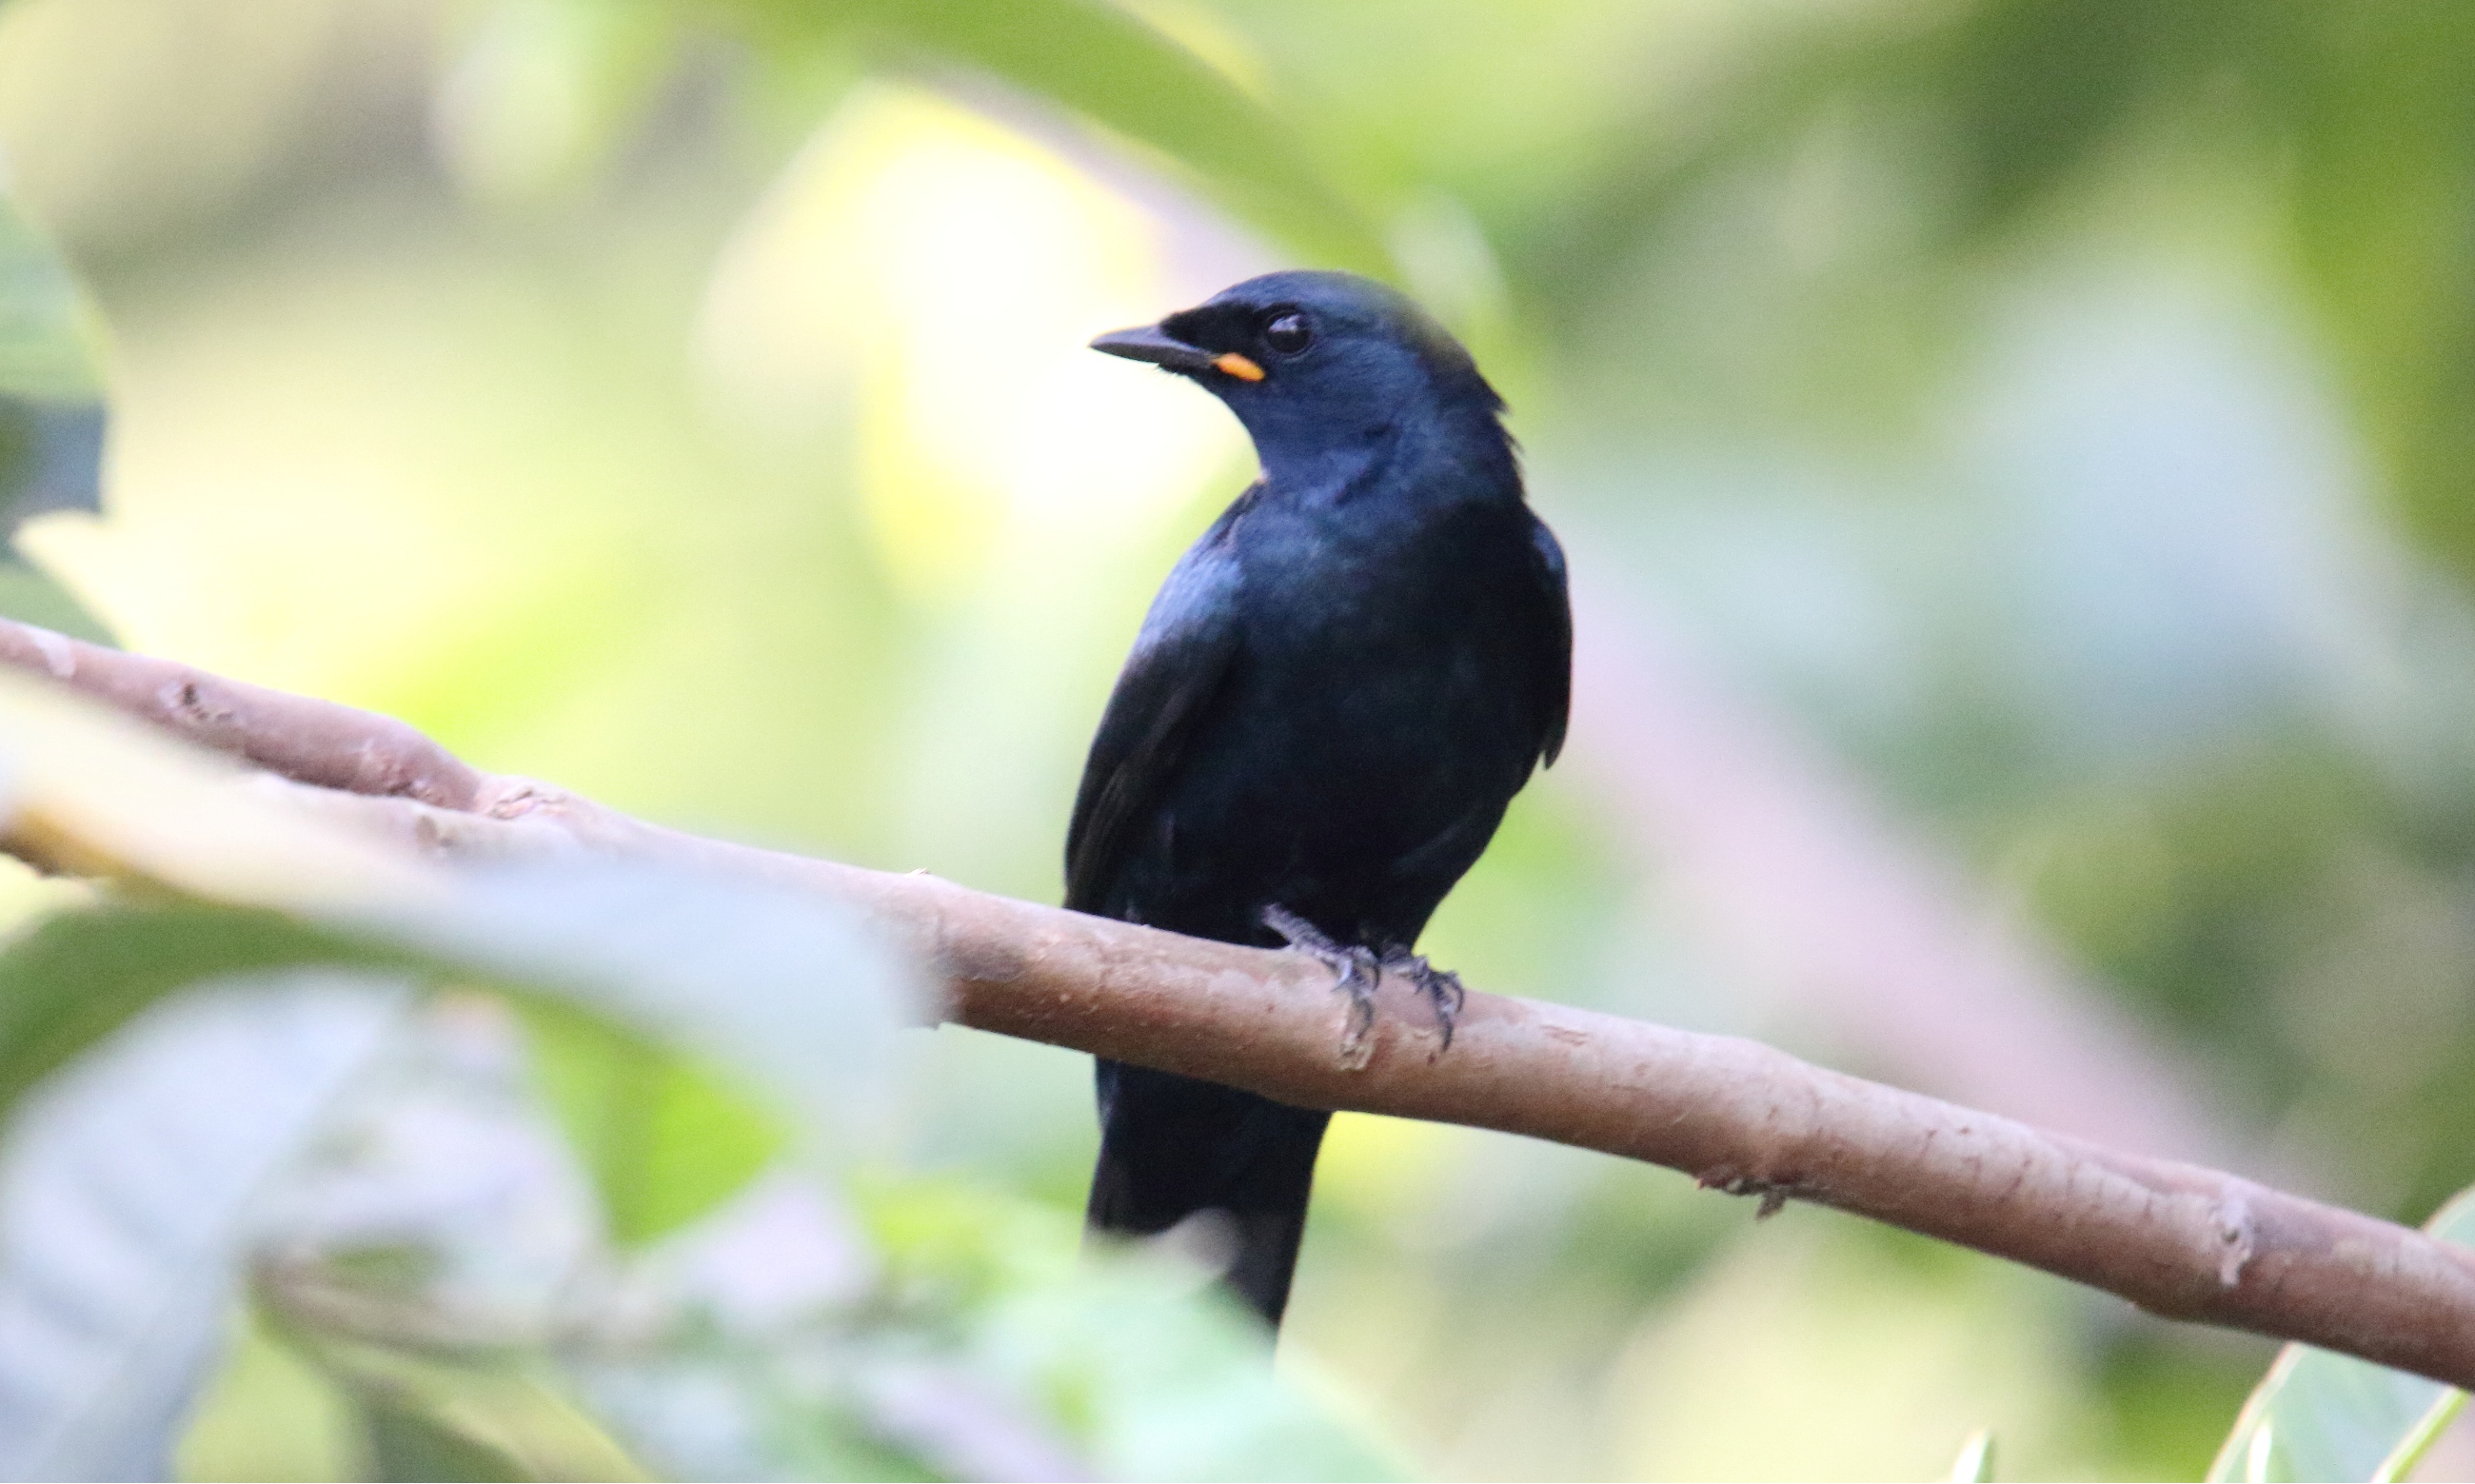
1072, 270, 1571, 1330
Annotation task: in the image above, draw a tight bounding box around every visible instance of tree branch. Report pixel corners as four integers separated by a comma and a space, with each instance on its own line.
4, 618, 2469, 1389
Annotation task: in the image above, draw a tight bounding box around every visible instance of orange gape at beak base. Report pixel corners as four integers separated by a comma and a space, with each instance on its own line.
1213, 352, 1266, 382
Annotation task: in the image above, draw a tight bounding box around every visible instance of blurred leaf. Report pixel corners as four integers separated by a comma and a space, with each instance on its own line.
0, 664, 921, 1129
0, 170, 101, 404
174, 1311, 366, 1481
0, 657, 916, 1274
964, 1260, 1405, 1481
353, 858, 912, 1259
0, 663, 441, 907
2266, 6, 2475, 586
1918, 0, 2220, 237
858, 1178, 1406, 1482
520, 1000, 786, 1247
274, 1328, 644, 1483
375, 861, 920, 1140
570, 1175, 1401, 1482
2207, 1184, 2475, 1482
1950, 1426, 1995, 1482
0, 979, 400, 1481
0, 901, 407, 1122
724, 0, 1391, 274
0, 403, 103, 524
0, 163, 109, 565
575, 1337, 954, 1483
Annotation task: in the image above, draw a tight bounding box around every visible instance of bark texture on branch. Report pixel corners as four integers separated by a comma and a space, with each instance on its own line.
4, 618, 2469, 1389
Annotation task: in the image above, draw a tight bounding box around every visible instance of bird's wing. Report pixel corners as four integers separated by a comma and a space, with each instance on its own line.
1064, 505, 1248, 913
1526, 514, 1574, 766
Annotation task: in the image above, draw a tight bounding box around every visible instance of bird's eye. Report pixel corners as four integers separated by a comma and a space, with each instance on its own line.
1261, 311, 1312, 356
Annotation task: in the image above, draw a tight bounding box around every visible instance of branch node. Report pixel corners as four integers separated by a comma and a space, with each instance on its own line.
2214, 1187, 2258, 1288
27, 626, 72, 681
484, 782, 553, 821
1701, 1169, 1801, 1218
165, 677, 232, 730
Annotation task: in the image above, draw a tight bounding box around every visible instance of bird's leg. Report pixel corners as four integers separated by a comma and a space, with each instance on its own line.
1261, 905, 1383, 1066
1379, 945, 1466, 1052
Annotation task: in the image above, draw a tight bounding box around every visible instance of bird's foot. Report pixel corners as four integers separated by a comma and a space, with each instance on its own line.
1261, 905, 1382, 1069
1380, 946, 1467, 1052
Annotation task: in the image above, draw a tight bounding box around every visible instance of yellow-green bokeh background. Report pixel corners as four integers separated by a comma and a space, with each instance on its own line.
9, 0, 2475, 1477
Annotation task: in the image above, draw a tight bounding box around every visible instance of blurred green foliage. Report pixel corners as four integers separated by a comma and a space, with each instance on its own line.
0, 0, 2470, 1478
522, 1000, 784, 1247
0, 174, 109, 639
0, 671, 1388, 1480
0, 176, 98, 401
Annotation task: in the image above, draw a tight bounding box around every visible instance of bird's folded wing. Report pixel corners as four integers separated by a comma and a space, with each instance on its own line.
1527, 515, 1573, 767
1064, 515, 1247, 913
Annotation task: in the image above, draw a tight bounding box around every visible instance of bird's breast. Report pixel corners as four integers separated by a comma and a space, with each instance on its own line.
1198, 499, 1544, 819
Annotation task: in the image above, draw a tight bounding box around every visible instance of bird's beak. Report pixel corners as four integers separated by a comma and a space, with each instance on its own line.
1090, 323, 1265, 382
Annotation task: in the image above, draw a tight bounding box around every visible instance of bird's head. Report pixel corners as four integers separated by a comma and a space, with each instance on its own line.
1091, 270, 1506, 483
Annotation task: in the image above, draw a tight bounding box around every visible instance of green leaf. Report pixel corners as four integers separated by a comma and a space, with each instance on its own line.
360, 860, 921, 1138
0, 872, 901, 1473
0, 174, 102, 405
370, 859, 912, 1246
0, 168, 109, 544
0, 660, 920, 1123
174, 1310, 366, 1481
0, 669, 920, 1255
2208, 1184, 2475, 1482
0, 172, 111, 640
520, 999, 786, 1247
272, 1329, 646, 1483
0, 401, 103, 521
0, 870, 912, 1247
0, 901, 412, 1118
2267, 7, 2475, 588
725, 0, 1392, 275
0, 978, 402, 1479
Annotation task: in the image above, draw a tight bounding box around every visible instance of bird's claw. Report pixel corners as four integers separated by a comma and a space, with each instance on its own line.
1261, 905, 1382, 1068
1381, 947, 1466, 1051
1260, 907, 1467, 1060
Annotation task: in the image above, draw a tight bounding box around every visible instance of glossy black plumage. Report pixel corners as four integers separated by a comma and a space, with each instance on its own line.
1072, 270, 1571, 1329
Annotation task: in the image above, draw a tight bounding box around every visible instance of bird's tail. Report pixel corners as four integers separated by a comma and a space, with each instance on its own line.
1086, 1059, 1332, 1330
